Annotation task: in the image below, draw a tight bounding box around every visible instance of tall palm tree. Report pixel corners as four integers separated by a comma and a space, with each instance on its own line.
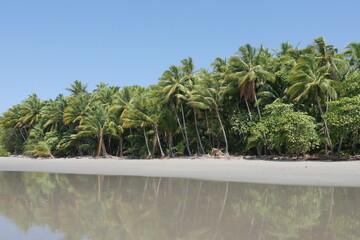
344, 41, 360, 72
159, 64, 192, 155
110, 85, 145, 155
226, 44, 275, 119
73, 103, 120, 157
211, 57, 228, 74
312, 36, 347, 79
42, 94, 67, 131
189, 72, 229, 154
287, 55, 337, 151
66, 80, 88, 95
64, 93, 92, 125
19, 94, 44, 129
121, 88, 165, 158
0, 104, 27, 141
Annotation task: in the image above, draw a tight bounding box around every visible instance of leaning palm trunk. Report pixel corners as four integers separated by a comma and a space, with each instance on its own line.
193, 108, 205, 154
254, 94, 262, 119
215, 108, 228, 155
174, 110, 191, 156
317, 99, 333, 152
154, 125, 165, 158
244, 99, 253, 121
143, 127, 151, 158
180, 102, 192, 156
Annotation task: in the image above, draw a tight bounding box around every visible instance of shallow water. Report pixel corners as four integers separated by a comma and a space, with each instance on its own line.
0, 172, 359, 240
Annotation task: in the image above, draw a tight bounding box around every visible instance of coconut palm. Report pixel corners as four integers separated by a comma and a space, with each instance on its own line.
159, 64, 192, 155
121, 88, 165, 158
0, 104, 28, 142
73, 103, 120, 157
312, 36, 348, 79
66, 80, 88, 95
287, 55, 337, 151
93, 85, 120, 107
41, 94, 67, 131
189, 71, 229, 154
19, 94, 44, 129
226, 44, 275, 119
211, 57, 228, 74
64, 93, 92, 125
344, 41, 360, 72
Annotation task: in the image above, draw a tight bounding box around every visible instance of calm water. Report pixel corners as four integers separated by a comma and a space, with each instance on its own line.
0, 172, 359, 240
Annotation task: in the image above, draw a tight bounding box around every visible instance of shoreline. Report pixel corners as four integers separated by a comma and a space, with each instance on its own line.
0, 156, 360, 187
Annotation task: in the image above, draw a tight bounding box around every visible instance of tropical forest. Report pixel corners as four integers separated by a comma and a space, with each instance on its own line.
1, 37, 360, 158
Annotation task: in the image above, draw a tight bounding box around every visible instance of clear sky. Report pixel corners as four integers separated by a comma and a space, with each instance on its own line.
1, 0, 359, 114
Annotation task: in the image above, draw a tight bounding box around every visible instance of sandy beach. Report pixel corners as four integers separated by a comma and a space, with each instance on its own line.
0, 156, 359, 187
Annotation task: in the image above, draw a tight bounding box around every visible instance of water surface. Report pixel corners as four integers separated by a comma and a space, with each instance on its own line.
0, 172, 359, 240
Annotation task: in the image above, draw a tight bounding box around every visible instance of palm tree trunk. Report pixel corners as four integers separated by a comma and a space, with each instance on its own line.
119, 136, 123, 157
244, 99, 253, 121
180, 102, 192, 156
151, 134, 157, 157
193, 108, 205, 154
154, 124, 165, 158
18, 128, 27, 141
101, 137, 108, 157
316, 99, 333, 152
205, 110, 211, 145
215, 108, 228, 154
143, 127, 151, 158
337, 136, 344, 153
175, 110, 190, 155
168, 134, 174, 157
254, 94, 262, 119
96, 131, 103, 158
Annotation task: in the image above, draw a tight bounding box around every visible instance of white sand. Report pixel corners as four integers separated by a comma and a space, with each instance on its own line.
0, 156, 359, 187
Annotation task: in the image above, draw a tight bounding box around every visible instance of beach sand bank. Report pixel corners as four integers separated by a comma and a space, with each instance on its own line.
0, 156, 359, 187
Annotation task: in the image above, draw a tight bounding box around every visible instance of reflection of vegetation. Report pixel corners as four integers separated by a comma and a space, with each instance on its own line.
0, 172, 359, 240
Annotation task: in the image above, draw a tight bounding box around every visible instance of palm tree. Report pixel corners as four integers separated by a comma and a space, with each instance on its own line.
189, 72, 229, 154
66, 80, 88, 95
0, 104, 28, 142
110, 85, 145, 155
159, 108, 178, 157
121, 88, 165, 158
312, 36, 347, 79
211, 57, 228, 74
159, 64, 192, 155
344, 42, 360, 72
64, 93, 92, 125
93, 85, 120, 107
19, 94, 44, 129
226, 44, 275, 119
73, 103, 120, 157
42, 94, 67, 131
287, 55, 337, 151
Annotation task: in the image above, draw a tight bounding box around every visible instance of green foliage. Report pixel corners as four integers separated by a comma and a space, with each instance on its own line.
0, 129, 10, 156
324, 96, 360, 153
247, 102, 320, 155
0, 37, 359, 157
341, 72, 360, 97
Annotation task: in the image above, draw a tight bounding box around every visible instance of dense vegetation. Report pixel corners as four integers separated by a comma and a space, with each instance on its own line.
1, 37, 359, 158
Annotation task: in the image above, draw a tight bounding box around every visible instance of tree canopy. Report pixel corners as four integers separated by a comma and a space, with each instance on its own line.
1, 37, 359, 158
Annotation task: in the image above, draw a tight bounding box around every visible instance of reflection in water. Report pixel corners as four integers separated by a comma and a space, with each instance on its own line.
0, 172, 359, 240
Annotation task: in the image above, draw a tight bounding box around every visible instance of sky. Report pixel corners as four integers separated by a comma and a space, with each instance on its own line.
0, 0, 359, 114
0, 216, 65, 240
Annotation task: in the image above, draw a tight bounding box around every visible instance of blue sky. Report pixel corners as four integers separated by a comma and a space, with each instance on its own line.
1, 0, 359, 114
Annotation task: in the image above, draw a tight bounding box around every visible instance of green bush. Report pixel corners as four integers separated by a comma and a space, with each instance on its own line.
247, 102, 320, 155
